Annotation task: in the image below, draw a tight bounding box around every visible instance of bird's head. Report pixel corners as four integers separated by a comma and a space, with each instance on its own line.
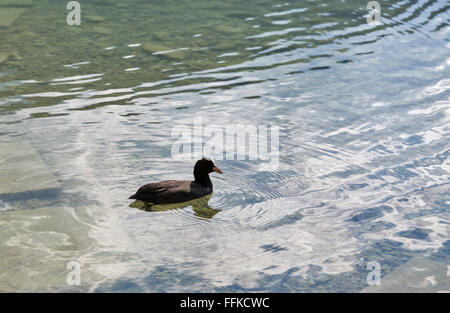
194, 157, 223, 175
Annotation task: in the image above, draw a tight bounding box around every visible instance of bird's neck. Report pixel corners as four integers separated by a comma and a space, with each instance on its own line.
194, 172, 212, 187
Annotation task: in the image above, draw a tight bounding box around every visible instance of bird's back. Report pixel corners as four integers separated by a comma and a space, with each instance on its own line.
129, 180, 212, 204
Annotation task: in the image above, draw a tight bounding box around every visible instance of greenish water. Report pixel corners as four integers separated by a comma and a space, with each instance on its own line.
0, 0, 449, 292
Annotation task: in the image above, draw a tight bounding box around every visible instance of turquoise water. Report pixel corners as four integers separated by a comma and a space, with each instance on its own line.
0, 0, 449, 292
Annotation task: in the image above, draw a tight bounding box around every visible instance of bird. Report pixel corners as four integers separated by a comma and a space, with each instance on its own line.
128, 158, 223, 204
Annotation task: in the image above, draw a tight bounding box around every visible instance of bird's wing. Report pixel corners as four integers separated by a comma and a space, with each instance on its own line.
134, 180, 191, 203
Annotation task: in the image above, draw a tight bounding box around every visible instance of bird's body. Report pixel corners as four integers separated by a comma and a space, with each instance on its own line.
129, 158, 222, 205
128, 180, 212, 204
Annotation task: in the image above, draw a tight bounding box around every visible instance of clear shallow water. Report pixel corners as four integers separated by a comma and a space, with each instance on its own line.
0, 0, 449, 292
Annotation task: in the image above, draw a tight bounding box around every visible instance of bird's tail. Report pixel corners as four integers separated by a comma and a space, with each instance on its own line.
128, 193, 137, 199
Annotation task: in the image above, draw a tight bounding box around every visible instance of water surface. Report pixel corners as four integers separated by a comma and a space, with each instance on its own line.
0, 0, 449, 292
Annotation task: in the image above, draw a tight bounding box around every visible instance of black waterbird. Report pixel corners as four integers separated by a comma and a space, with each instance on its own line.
128, 158, 223, 204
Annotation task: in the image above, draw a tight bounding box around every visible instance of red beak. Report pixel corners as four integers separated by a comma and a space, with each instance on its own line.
213, 166, 223, 174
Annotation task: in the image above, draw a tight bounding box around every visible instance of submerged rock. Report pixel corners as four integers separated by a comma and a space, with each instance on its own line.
0, 140, 61, 200
143, 43, 185, 59
0, 8, 28, 27
91, 0, 115, 5
152, 31, 170, 41
0, 0, 33, 7
143, 43, 172, 54
0, 52, 9, 64
215, 24, 240, 34
92, 26, 113, 35
115, 2, 128, 9
213, 42, 236, 51
85, 15, 105, 23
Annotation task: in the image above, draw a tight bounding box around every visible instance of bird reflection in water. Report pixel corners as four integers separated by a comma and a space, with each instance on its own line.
129, 194, 220, 219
